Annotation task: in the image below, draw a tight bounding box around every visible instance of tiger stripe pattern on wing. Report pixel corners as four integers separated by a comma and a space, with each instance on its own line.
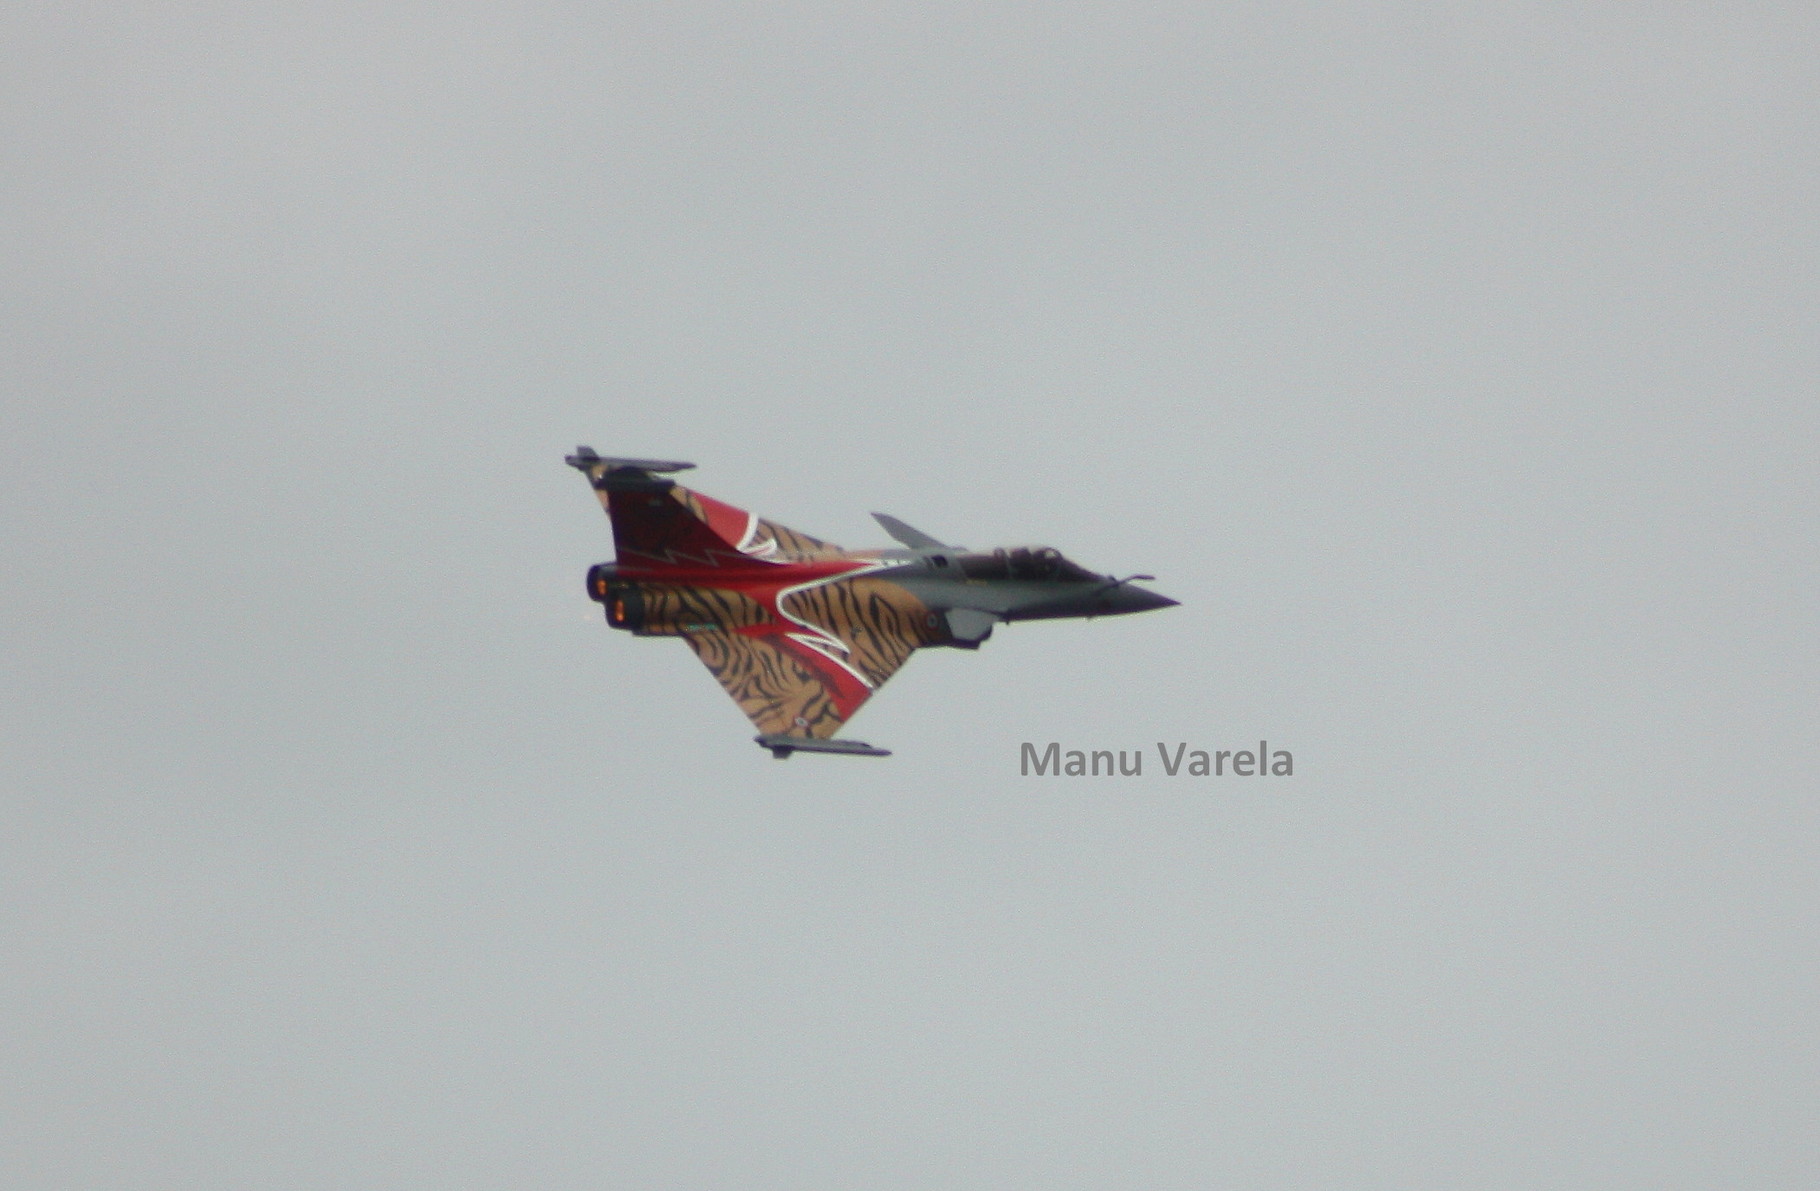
636, 584, 773, 634
750, 517, 837, 558
671, 488, 839, 558
780, 576, 940, 687
684, 633, 844, 737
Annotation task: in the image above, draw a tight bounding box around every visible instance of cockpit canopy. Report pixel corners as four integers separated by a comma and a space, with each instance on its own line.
947, 546, 1100, 582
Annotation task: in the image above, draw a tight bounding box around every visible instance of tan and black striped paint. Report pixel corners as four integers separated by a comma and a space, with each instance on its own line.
684, 575, 943, 739
580, 466, 946, 739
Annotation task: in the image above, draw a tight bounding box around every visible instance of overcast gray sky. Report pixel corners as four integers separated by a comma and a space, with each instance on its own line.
3, 4, 1816, 1188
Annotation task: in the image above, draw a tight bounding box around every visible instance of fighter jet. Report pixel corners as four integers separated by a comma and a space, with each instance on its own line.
567, 448, 1177, 757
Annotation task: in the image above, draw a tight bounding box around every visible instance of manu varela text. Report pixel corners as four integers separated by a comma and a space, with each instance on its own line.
1021, 741, 1294, 777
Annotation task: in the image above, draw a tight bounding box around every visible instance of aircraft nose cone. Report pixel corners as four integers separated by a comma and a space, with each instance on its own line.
1107, 585, 1179, 614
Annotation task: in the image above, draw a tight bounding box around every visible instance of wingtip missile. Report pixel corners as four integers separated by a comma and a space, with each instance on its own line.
755, 734, 893, 759
565, 446, 696, 474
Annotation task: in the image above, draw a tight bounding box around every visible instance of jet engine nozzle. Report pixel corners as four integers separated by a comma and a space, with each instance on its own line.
585, 563, 622, 602
585, 567, 647, 632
